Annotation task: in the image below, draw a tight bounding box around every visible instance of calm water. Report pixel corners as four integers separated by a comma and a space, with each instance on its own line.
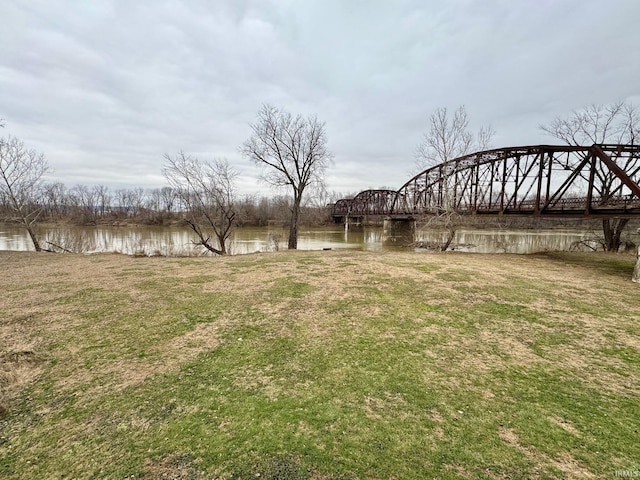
0, 224, 620, 255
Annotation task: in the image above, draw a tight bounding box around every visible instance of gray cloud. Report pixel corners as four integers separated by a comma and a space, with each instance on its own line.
1, 0, 639, 195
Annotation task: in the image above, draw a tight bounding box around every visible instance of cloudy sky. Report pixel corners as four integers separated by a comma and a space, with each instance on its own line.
1, 0, 639, 197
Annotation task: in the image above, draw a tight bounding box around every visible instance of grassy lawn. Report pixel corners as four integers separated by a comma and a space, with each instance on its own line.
1, 249, 639, 479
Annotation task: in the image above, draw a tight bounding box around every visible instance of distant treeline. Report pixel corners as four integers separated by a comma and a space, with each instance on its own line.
0, 183, 333, 227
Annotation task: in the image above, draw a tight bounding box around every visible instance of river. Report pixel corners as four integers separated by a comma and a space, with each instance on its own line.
0, 224, 622, 255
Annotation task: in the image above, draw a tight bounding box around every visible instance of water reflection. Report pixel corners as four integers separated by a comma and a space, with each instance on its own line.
416, 229, 599, 254
0, 224, 622, 255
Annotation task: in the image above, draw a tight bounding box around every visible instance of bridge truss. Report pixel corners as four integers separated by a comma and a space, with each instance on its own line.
332, 189, 397, 218
332, 144, 640, 219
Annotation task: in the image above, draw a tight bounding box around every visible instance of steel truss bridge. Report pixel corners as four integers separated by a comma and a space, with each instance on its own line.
331, 144, 640, 220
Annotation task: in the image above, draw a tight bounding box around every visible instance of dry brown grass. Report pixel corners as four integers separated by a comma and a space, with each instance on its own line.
498, 427, 595, 479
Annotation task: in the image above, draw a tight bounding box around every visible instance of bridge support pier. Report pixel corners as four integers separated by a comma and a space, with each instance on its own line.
344, 215, 362, 229
382, 217, 415, 246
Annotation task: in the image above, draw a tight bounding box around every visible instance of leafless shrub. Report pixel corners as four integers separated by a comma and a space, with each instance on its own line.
268, 231, 282, 252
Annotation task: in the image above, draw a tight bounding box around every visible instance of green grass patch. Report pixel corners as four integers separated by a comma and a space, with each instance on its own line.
436, 269, 474, 282
269, 277, 314, 298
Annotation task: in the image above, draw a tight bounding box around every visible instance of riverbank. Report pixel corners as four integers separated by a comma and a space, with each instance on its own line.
1, 250, 639, 478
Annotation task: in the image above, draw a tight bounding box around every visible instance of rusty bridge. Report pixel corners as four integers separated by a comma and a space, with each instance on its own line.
332, 144, 640, 221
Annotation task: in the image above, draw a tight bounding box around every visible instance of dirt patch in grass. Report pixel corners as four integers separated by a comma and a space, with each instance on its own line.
363, 392, 412, 421
548, 416, 579, 435
158, 321, 224, 363
142, 454, 207, 480
0, 347, 46, 416
232, 364, 281, 400
499, 427, 594, 479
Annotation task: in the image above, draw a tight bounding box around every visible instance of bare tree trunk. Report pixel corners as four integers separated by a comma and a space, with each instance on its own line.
26, 224, 42, 252
288, 197, 301, 250
214, 211, 235, 255
633, 246, 640, 283
602, 218, 629, 252
441, 227, 455, 251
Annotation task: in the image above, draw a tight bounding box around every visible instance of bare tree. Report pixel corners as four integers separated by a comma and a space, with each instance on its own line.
112, 187, 144, 218
160, 186, 177, 213
128, 187, 145, 217
303, 182, 332, 224
0, 136, 49, 251
416, 106, 494, 171
70, 184, 97, 224
42, 182, 68, 220
415, 106, 494, 250
242, 104, 331, 249
94, 185, 111, 218
163, 152, 238, 255
146, 186, 178, 224
540, 102, 640, 251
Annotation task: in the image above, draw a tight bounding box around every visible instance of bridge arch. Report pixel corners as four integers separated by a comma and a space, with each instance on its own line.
391, 144, 640, 217
331, 189, 398, 218
331, 198, 352, 217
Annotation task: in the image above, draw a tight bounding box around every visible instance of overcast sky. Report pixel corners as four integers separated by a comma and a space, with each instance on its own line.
1, 0, 639, 197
